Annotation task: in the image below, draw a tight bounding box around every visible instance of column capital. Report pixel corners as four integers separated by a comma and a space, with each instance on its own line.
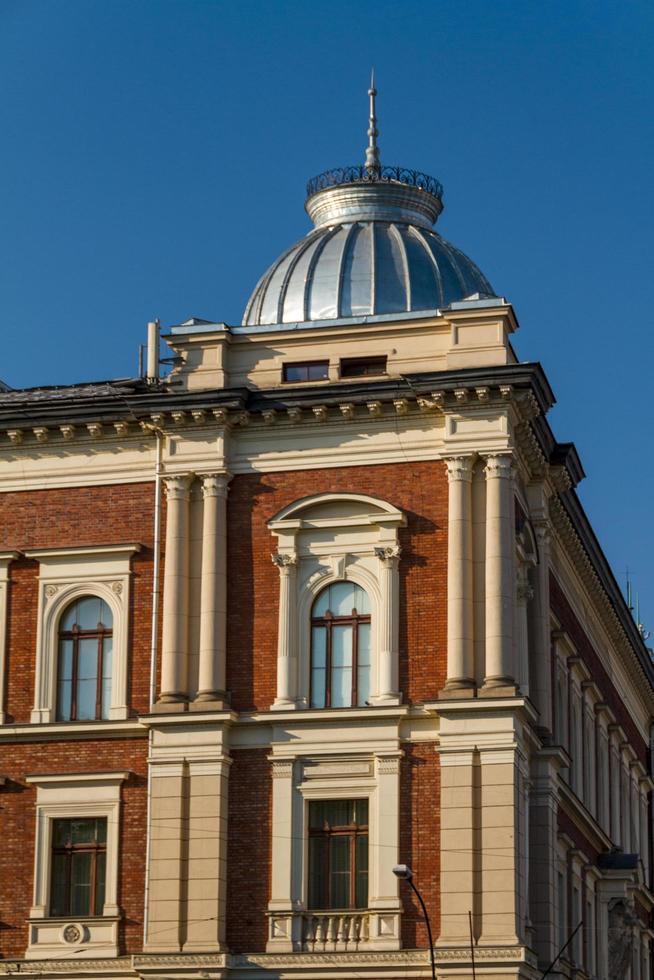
163, 473, 193, 500
374, 545, 402, 566
482, 453, 514, 480
272, 552, 297, 571
444, 455, 475, 482
199, 472, 232, 499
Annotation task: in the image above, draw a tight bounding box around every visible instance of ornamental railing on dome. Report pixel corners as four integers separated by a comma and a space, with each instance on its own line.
306, 165, 444, 201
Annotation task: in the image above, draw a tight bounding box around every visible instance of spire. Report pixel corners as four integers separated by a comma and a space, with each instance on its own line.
365, 68, 380, 172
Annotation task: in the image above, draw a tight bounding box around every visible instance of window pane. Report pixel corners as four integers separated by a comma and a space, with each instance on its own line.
50, 852, 68, 916
76, 596, 103, 630
59, 639, 73, 680
57, 678, 72, 721
70, 819, 97, 844
330, 582, 357, 616
311, 667, 326, 708
331, 625, 352, 708
313, 588, 330, 617
307, 362, 329, 381
355, 834, 369, 908
329, 837, 351, 908
353, 584, 371, 615
95, 851, 106, 915
70, 852, 92, 916
96, 818, 107, 844
354, 799, 369, 825
312, 627, 326, 668
332, 625, 352, 668
77, 638, 98, 720
357, 622, 371, 706
101, 640, 112, 719
308, 836, 327, 908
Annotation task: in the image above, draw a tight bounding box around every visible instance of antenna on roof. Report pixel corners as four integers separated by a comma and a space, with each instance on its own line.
365, 68, 380, 173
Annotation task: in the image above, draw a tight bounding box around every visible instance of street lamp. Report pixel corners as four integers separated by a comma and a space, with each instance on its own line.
393, 864, 436, 980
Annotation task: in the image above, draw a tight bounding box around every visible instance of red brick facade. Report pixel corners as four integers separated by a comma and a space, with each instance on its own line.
226, 462, 449, 710
0, 462, 448, 958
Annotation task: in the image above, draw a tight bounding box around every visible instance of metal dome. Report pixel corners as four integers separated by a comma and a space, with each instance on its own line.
243, 219, 494, 327
242, 77, 495, 328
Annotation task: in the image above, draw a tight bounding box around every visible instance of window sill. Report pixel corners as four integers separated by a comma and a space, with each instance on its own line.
0, 719, 145, 741
26, 915, 120, 960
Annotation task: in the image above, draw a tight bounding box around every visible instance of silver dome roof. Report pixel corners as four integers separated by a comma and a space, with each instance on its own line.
242, 79, 495, 328
243, 219, 494, 326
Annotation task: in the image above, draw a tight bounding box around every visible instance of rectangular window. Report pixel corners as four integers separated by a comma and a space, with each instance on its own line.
308, 799, 368, 910
50, 818, 107, 917
340, 356, 387, 378
282, 361, 329, 383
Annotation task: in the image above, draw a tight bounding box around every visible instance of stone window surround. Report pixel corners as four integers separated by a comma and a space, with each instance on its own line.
24, 770, 128, 960
267, 750, 403, 953
0, 552, 19, 724
25, 544, 141, 724
268, 493, 405, 710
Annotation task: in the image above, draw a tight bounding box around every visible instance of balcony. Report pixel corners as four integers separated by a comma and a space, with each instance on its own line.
267, 908, 401, 953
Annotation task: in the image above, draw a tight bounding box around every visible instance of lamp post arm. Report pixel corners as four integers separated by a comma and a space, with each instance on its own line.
408, 878, 437, 980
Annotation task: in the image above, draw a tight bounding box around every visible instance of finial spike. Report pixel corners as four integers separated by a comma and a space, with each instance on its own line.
365, 68, 380, 172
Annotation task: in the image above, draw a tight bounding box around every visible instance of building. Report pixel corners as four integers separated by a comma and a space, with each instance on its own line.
0, 83, 652, 980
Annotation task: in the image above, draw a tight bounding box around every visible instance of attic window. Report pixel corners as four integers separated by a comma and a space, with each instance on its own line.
340, 356, 387, 379
282, 361, 329, 383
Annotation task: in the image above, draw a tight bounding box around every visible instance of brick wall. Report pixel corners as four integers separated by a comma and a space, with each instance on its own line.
0, 483, 157, 722
550, 572, 648, 763
226, 461, 448, 710
400, 743, 440, 947
0, 737, 148, 958
226, 748, 272, 953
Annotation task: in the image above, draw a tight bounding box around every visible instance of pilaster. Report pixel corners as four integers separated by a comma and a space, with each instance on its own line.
271, 554, 299, 710
193, 472, 231, 709
441, 456, 475, 698
157, 474, 193, 708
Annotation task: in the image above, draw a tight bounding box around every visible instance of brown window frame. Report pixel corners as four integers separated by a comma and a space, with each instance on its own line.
282, 360, 329, 383
311, 604, 371, 709
50, 818, 107, 918
339, 355, 387, 379
308, 801, 369, 910
57, 616, 112, 722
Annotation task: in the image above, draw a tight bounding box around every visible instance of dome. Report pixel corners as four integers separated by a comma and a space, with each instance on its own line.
242, 80, 495, 328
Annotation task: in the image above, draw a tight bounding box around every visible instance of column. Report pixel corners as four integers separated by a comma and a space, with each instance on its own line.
271, 553, 298, 709
531, 523, 552, 733
194, 473, 230, 707
481, 454, 517, 695
639, 782, 650, 883
371, 545, 401, 704
515, 563, 533, 697
441, 456, 475, 697
158, 474, 192, 706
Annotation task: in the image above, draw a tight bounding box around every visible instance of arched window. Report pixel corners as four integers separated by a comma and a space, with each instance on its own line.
56, 596, 113, 721
311, 582, 371, 709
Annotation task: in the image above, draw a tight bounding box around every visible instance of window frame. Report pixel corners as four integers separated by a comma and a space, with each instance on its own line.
282, 360, 330, 384
56, 598, 113, 722
25, 770, 127, 959
307, 799, 369, 910
50, 817, 107, 918
25, 544, 140, 724
310, 585, 371, 709
339, 355, 387, 379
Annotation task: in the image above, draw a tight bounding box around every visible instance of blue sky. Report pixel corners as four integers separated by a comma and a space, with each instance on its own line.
1, 0, 653, 635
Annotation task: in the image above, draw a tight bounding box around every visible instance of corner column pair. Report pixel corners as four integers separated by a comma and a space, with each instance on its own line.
442, 453, 516, 696
157, 471, 230, 708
